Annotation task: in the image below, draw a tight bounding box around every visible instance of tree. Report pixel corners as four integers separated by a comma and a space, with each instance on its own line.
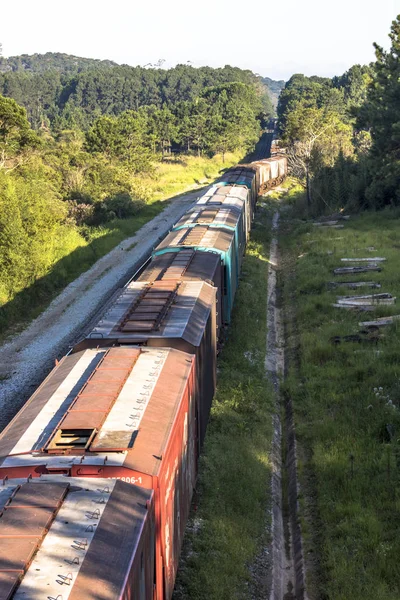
360, 15, 400, 206
285, 106, 353, 205
0, 94, 40, 169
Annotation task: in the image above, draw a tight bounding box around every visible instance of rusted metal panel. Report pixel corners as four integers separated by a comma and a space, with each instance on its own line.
119, 282, 180, 334
45, 347, 140, 452
0, 481, 69, 599
5, 481, 68, 508
0, 477, 154, 600
0, 572, 19, 600
0, 506, 57, 537
82, 280, 216, 350
0, 539, 38, 571
154, 228, 237, 324
68, 480, 154, 600
174, 206, 240, 231
217, 164, 258, 212
198, 185, 251, 240
138, 250, 224, 333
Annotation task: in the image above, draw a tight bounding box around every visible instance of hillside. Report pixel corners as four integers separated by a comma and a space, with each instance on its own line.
262, 76, 285, 108
0, 52, 280, 127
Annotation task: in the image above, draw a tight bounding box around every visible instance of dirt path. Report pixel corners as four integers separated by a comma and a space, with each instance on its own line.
266, 211, 307, 600
0, 187, 203, 431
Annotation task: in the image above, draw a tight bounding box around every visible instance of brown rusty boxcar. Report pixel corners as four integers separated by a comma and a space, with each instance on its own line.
0, 476, 155, 600
252, 156, 287, 189
138, 250, 224, 334
75, 279, 217, 447
0, 346, 197, 600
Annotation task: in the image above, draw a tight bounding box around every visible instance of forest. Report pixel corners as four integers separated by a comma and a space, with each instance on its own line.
0, 58, 273, 331
278, 15, 400, 213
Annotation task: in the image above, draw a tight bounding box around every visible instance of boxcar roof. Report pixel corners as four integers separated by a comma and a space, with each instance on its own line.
218, 172, 254, 187
155, 226, 235, 255
0, 346, 194, 475
138, 250, 221, 284
86, 279, 215, 345
173, 205, 241, 230
0, 476, 152, 600
196, 185, 248, 210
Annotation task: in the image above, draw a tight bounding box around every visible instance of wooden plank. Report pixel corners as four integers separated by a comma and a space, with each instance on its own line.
333, 265, 382, 275
359, 315, 400, 328
340, 257, 386, 262
329, 281, 381, 289
332, 304, 376, 311
336, 293, 395, 306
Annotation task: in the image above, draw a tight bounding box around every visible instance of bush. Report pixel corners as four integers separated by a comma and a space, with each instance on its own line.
90, 192, 145, 224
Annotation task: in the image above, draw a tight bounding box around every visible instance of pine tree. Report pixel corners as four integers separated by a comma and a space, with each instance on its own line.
364, 15, 400, 206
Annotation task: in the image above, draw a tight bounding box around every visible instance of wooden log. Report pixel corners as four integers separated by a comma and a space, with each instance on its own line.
332, 304, 376, 311
336, 293, 395, 306
329, 281, 381, 289
333, 265, 382, 275
340, 257, 386, 262
313, 220, 339, 226
359, 315, 400, 328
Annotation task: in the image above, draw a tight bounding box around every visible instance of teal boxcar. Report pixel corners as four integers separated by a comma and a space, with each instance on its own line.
195, 185, 251, 241
172, 205, 246, 272
217, 165, 258, 214
153, 226, 238, 324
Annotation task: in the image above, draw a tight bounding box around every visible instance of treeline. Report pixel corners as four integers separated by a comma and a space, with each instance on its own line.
278, 14, 400, 212
0, 56, 273, 130
0, 63, 266, 314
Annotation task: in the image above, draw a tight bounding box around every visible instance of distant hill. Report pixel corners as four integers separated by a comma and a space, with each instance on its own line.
262, 77, 286, 108
0, 52, 275, 129
0, 52, 118, 73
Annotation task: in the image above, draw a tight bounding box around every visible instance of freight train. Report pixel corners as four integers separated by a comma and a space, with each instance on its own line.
0, 153, 287, 600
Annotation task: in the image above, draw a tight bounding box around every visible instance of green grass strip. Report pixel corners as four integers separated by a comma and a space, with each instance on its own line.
280, 205, 400, 600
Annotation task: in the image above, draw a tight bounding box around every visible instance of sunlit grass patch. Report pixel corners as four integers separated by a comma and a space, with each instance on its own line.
141, 152, 242, 201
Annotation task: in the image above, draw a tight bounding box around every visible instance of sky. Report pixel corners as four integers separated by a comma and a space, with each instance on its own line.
1, 0, 400, 80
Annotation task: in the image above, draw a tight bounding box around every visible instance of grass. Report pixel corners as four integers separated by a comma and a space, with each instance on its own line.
141, 152, 242, 201
279, 203, 400, 600
0, 152, 240, 339
174, 204, 275, 600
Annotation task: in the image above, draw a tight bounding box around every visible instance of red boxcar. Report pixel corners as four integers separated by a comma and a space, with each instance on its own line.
0, 476, 155, 600
0, 346, 197, 600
